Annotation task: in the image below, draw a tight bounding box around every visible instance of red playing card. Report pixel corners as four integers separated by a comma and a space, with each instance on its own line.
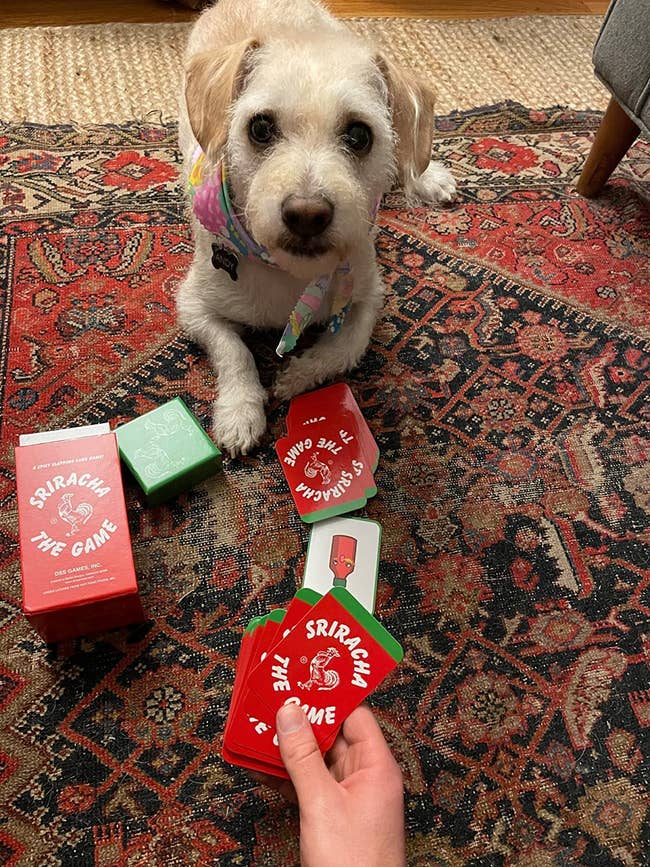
227, 679, 337, 770
225, 684, 285, 769
222, 616, 264, 748
276, 419, 377, 523
224, 592, 323, 772
254, 609, 286, 664
287, 383, 379, 472
245, 588, 403, 751
222, 740, 289, 779
226, 588, 346, 768
223, 612, 283, 757
222, 588, 403, 777
265, 588, 322, 651
240, 613, 284, 688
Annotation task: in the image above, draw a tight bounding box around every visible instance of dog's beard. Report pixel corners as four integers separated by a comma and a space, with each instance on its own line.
277, 232, 332, 260
231, 151, 375, 278
246, 201, 351, 278
270, 242, 342, 280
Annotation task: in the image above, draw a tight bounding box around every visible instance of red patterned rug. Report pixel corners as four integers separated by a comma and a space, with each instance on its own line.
0, 104, 649, 866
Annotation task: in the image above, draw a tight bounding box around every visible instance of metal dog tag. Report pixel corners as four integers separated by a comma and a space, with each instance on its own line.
211, 243, 239, 281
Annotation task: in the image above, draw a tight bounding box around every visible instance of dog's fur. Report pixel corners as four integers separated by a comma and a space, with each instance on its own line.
177, 0, 455, 455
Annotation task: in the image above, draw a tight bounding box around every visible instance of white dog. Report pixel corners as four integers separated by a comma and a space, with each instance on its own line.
177, 0, 455, 455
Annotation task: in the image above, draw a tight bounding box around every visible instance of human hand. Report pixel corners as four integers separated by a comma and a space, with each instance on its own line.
269, 703, 406, 867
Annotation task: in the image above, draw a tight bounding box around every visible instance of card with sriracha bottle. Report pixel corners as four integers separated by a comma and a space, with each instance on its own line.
302, 516, 382, 613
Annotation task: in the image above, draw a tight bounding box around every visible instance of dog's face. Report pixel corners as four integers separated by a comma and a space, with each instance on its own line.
226, 38, 394, 277
185, 33, 434, 279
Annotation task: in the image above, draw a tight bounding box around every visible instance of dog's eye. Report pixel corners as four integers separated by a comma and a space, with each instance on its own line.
249, 114, 276, 146
342, 122, 373, 155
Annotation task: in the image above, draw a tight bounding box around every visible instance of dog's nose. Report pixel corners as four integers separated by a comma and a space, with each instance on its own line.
281, 196, 333, 239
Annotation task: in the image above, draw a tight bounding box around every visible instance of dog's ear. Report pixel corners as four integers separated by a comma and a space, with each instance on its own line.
185, 38, 260, 159
376, 53, 435, 184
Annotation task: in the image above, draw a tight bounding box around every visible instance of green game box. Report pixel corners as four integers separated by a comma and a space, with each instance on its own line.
115, 398, 222, 505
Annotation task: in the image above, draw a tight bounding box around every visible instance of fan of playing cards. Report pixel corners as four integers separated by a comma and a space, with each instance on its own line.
222, 385, 401, 779
222, 587, 403, 778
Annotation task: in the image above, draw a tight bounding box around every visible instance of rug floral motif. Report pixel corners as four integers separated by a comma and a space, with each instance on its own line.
0, 103, 648, 866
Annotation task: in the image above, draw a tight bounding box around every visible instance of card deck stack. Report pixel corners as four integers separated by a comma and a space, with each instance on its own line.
275, 384, 380, 523
222, 586, 403, 778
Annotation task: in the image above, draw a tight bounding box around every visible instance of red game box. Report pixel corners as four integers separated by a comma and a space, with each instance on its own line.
14, 425, 144, 642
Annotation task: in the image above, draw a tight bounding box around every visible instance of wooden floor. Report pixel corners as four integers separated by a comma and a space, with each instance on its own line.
1, 0, 609, 29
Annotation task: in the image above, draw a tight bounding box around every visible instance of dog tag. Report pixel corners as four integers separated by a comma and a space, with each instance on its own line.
211, 243, 239, 281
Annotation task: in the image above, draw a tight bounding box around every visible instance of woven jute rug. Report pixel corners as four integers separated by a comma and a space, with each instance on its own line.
0, 16, 611, 123
1, 13, 649, 867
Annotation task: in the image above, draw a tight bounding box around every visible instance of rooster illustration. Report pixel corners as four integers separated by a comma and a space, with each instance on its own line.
298, 647, 340, 691
144, 407, 193, 439
304, 452, 332, 485
133, 442, 182, 480
58, 493, 93, 536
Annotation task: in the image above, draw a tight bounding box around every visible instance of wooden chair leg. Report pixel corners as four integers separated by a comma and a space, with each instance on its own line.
577, 96, 640, 198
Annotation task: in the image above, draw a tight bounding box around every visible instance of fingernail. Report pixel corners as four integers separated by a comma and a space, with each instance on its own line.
277, 704, 305, 734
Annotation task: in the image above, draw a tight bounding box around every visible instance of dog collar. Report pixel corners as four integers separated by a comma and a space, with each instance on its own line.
188, 146, 354, 357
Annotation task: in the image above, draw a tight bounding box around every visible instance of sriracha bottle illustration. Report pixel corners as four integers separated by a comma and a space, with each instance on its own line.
329, 534, 357, 587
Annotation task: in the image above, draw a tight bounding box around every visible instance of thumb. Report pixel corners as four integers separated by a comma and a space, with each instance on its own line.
276, 704, 332, 801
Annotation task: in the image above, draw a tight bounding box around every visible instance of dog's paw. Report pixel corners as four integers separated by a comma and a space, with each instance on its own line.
273, 355, 331, 402
406, 161, 457, 205
213, 394, 267, 456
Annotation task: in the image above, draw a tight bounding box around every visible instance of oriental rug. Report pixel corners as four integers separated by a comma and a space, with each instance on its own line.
0, 103, 648, 866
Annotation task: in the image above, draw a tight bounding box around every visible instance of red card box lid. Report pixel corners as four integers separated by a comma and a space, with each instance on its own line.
15, 431, 143, 642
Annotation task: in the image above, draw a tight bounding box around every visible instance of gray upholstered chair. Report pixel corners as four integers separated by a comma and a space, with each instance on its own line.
577, 0, 650, 197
